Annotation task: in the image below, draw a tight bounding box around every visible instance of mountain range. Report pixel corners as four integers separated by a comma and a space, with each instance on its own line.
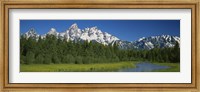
22, 23, 180, 50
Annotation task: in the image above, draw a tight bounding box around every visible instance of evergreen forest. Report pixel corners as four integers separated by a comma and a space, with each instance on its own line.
20, 35, 180, 65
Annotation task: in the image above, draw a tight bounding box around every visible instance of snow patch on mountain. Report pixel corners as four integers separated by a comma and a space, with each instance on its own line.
132, 35, 180, 50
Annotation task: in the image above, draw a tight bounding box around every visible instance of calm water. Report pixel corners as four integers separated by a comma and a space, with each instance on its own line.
119, 62, 170, 72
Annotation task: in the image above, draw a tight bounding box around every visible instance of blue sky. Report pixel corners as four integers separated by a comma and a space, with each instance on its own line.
20, 20, 180, 41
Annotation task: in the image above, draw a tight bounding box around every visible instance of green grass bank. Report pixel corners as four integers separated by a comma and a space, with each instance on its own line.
20, 62, 136, 72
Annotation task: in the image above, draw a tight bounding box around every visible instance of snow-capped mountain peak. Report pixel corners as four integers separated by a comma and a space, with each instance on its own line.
67, 23, 82, 41
80, 26, 119, 45
49, 28, 56, 32
24, 28, 39, 38
69, 23, 79, 30
47, 28, 59, 36
26, 28, 36, 35
132, 35, 180, 50
138, 37, 145, 41
21, 23, 180, 50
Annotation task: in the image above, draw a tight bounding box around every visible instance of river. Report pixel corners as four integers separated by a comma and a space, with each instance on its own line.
118, 62, 170, 72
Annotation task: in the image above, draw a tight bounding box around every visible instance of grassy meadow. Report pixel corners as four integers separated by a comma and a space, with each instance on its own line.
20, 61, 136, 72
20, 61, 179, 72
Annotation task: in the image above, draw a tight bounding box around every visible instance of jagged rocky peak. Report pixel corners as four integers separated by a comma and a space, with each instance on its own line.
68, 23, 82, 34
86, 26, 103, 35
80, 26, 119, 45
69, 23, 79, 30
47, 28, 59, 36
138, 37, 145, 41
132, 35, 180, 50
24, 28, 39, 38
49, 28, 57, 32
27, 28, 37, 34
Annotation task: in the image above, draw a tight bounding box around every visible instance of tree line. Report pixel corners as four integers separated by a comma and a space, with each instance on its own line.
20, 35, 180, 64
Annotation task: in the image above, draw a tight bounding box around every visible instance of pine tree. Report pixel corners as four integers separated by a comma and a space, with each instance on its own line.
35, 54, 44, 64
25, 51, 35, 64
44, 54, 52, 64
